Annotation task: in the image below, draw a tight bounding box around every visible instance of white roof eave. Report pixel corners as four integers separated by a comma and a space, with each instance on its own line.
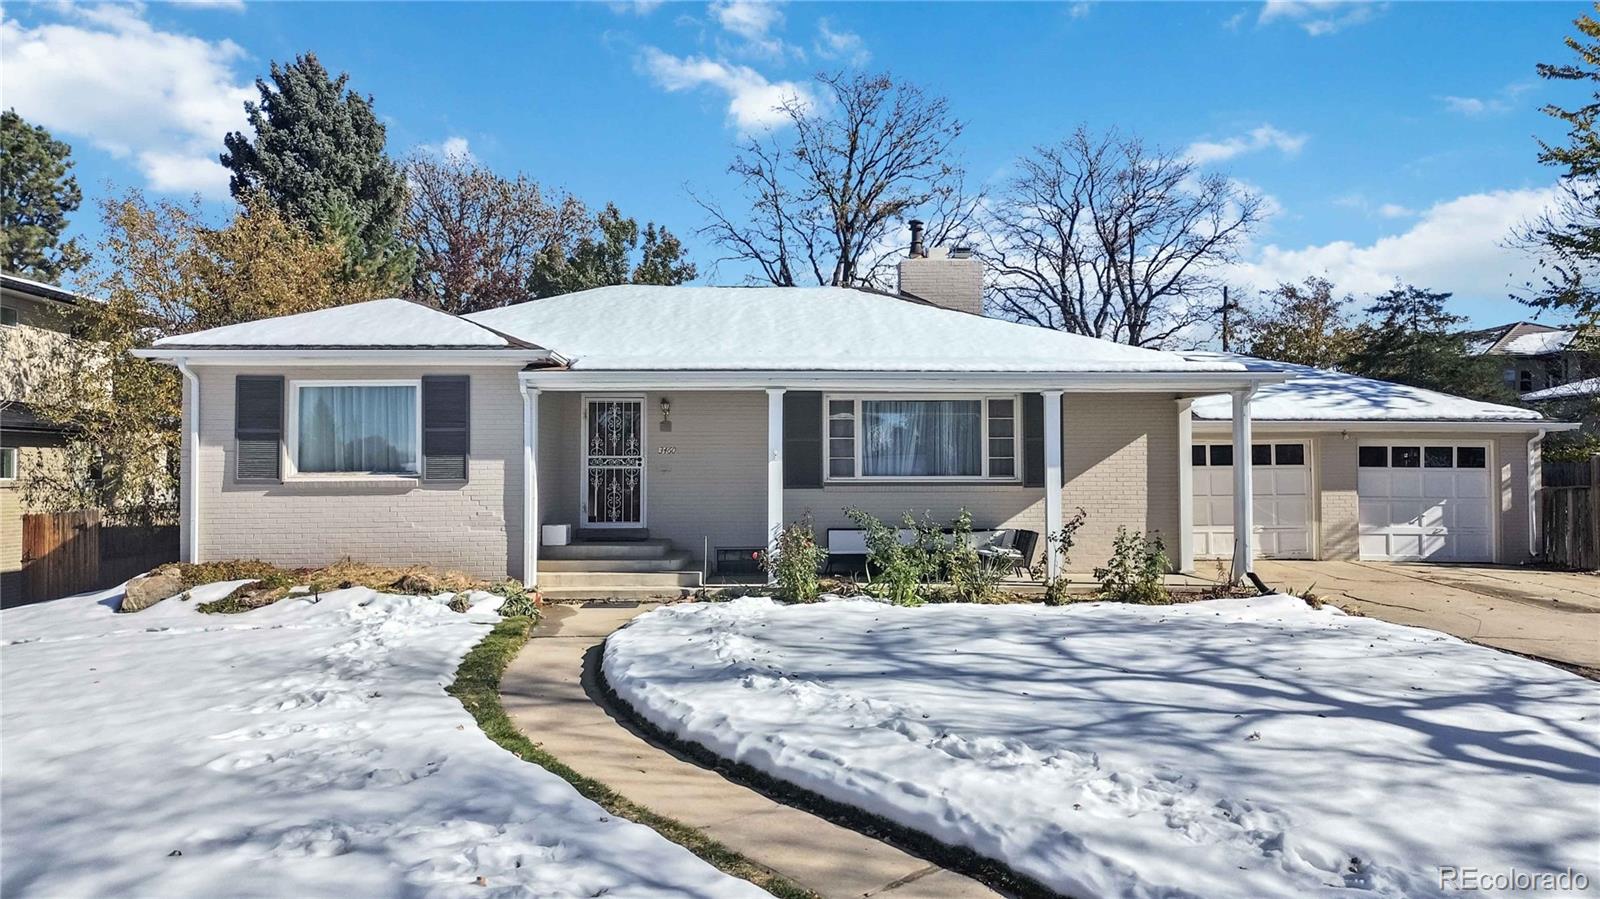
518, 368, 1293, 391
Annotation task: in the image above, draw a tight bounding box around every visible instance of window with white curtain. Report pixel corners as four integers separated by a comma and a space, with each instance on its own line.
292, 381, 419, 475
825, 395, 1018, 480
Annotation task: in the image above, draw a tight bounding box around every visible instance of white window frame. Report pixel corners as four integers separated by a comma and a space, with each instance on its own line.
285, 378, 423, 479
0, 446, 16, 481
821, 393, 1022, 483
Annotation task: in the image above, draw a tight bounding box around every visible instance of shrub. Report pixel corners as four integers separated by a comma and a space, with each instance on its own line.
1030, 507, 1087, 606
945, 509, 1008, 603
845, 508, 928, 606
762, 516, 826, 603
490, 580, 540, 619
1094, 527, 1171, 604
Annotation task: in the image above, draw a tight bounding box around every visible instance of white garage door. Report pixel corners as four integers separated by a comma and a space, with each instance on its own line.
1358, 443, 1493, 562
1192, 442, 1313, 560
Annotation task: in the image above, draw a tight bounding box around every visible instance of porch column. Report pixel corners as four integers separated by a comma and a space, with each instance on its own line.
1176, 398, 1195, 574
520, 384, 540, 588
1042, 390, 1065, 579
766, 387, 786, 584
1230, 386, 1255, 583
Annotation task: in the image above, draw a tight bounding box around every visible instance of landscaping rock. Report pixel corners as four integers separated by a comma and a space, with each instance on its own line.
122, 567, 184, 613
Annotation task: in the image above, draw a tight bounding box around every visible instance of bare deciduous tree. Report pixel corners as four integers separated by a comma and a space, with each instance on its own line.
694, 71, 979, 289
982, 127, 1264, 348
403, 154, 587, 314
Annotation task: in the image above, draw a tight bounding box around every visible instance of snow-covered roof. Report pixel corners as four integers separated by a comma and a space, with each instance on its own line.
1186, 352, 1545, 422
1521, 377, 1600, 402
151, 298, 535, 349
467, 285, 1245, 372
1501, 329, 1575, 355
1, 271, 87, 306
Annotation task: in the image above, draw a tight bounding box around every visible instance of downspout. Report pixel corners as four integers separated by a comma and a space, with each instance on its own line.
175, 359, 200, 563
1530, 428, 1545, 560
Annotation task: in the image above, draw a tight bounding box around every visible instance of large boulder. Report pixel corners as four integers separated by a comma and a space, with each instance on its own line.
121, 566, 184, 613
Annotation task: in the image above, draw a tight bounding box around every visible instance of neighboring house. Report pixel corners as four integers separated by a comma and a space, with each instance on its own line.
1185, 355, 1573, 566
1467, 321, 1596, 395
1, 273, 88, 597
130, 251, 1572, 595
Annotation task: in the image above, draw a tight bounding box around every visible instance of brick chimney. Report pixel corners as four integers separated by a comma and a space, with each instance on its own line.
897, 220, 983, 315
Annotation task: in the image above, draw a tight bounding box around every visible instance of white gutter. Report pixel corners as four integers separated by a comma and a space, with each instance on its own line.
175, 358, 200, 563
1191, 419, 1577, 434
132, 348, 555, 365
519, 369, 1292, 393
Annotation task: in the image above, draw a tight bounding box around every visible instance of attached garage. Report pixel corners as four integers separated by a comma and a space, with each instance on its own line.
1183, 353, 1573, 568
1356, 442, 1492, 562
1192, 441, 1312, 559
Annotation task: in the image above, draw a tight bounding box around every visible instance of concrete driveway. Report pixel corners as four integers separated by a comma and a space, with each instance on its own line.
1254, 560, 1600, 670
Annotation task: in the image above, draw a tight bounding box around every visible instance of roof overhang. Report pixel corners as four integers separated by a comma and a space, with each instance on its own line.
518, 368, 1293, 392
1191, 418, 1577, 434
132, 347, 565, 366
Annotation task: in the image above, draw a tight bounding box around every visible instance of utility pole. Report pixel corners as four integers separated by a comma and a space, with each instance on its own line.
1219, 286, 1239, 352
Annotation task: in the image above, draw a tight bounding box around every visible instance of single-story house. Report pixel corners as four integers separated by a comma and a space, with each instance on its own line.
131, 251, 1573, 594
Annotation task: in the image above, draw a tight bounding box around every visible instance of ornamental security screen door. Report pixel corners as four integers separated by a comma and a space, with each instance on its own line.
582, 397, 645, 528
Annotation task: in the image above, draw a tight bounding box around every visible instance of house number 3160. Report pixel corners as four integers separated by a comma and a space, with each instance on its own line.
656, 446, 678, 455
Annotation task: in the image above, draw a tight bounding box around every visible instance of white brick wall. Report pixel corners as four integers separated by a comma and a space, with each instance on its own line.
191, 365, 526, 579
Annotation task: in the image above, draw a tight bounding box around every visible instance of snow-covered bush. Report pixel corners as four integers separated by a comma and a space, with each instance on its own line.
762, 516, 825, 602
1093, 527, 1171, 604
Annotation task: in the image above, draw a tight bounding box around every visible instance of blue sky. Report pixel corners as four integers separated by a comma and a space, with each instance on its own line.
2, 0, 1586, 328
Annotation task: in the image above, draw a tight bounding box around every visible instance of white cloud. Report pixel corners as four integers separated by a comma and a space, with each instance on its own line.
1186, 124, 1308, 165
1258, 1, 1383, 36
1376, 202, 1414, 219
0, 5, 252, 199
638, 47, 812, 132
417, 135, 474, 161
170, 0, 248, 10
710, 0, 791, 59
1228, 187, 1558, 298
814, 18, 869, 66
607, 0, 665, 14
1441, 83, 1532, 117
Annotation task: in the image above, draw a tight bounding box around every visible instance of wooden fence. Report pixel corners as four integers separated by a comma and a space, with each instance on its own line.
1539, 455, 1599, 571
19, 511, 178, 604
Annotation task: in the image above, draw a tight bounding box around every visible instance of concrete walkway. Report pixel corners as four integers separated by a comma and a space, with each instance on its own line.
1256, 560, 1600, 669
500, 601, 999, 899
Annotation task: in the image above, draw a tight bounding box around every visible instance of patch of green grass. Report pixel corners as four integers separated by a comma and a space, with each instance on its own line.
446, 618, 816, 899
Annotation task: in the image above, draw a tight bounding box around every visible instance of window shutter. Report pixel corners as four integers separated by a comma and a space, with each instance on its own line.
235, 376, 283, 481
1022, 392, 1045, 488
782, 391, 823, 488
422, 375, 470, 481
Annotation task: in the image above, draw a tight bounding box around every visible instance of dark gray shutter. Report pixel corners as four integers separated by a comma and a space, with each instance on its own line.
1022, 392, 1045, 488
783, 391, 823, 488
235, 375, 283, 481
423, 375, 470, 481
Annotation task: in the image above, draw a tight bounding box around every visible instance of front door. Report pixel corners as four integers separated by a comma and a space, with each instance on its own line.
582, 397, 645, 528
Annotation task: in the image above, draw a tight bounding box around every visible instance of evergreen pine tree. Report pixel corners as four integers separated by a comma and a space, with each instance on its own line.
1, 109, 88, 280
1343, 285, 1510, 401
220, 53, 411, 283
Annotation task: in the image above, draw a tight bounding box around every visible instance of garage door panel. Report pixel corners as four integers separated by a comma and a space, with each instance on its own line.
1358, 443, 1492, 563
1192, 441, 1312, 560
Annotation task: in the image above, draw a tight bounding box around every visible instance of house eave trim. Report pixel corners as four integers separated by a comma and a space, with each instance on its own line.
132, 348, 557, 365
518, 369, 1292, 391
1191, 418, 1576, 433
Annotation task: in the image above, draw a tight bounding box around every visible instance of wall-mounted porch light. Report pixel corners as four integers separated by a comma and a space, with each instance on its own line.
659, 396, 672, 432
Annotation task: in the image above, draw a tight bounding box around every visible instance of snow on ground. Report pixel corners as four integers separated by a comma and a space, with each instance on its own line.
605, 596, 1600, 899
1, 584, 762, 899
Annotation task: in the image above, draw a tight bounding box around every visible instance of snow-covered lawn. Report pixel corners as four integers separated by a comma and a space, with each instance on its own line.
1, 583, 763, 899
605, 595, 1600, 899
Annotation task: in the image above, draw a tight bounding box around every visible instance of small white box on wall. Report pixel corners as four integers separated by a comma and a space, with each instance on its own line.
542, 524, 572, 546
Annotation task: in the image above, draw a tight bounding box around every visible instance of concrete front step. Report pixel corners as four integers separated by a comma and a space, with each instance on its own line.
542, 540, 673, 561
536, 569, 703, 589
538, 554, 694, 573
538, 585, 698, 601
